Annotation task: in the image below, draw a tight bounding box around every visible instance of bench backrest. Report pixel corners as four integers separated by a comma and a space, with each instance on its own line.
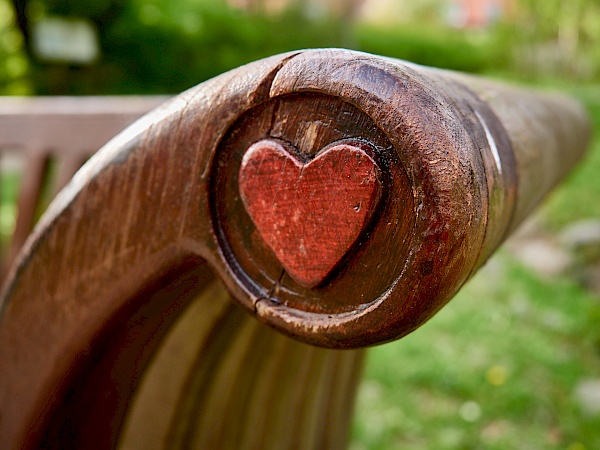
0, 96, 166, 278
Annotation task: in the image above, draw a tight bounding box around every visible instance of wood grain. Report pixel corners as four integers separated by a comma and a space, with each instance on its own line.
7, 151, 50, 274
211, 92, 414, 319
0, 49, 591, 448
239, 139, 382, 287
118, 281, 363, 450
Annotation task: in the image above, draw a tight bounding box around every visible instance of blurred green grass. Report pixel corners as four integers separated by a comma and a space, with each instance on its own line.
352, 253, 600, 449
542, 85, 600, 229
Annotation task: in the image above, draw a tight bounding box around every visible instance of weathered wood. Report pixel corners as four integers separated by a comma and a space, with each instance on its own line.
213, 50, 590, 348
0, 49, 591, 448
118, 281, 363, 450
239, 139, 383, 287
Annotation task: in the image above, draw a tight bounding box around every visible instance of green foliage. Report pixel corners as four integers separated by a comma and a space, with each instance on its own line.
0, 0, 32, 94
19, 0, 349, 95
354, 24, 500, 74
6, 0, 600, 94
37, 0, 124, 21
497, 0, 600, 80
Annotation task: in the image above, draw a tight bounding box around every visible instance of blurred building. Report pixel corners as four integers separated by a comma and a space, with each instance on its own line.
228, 0, 512, 28
446, 0, 512, 28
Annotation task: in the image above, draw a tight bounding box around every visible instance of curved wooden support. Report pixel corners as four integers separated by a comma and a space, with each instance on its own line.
0, 50, 591, 448
119, 281, 362, 450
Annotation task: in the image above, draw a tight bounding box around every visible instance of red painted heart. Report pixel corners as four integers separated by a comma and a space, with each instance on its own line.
238, 139, 383, 287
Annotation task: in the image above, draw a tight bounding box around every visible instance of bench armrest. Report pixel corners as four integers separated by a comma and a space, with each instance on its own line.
0, 49, 590, 449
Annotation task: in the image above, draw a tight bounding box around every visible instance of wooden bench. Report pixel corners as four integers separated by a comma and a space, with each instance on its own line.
0, 96, 167, 280
0, 49, 591, 449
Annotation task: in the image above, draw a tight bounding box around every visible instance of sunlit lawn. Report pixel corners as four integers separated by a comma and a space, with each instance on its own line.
352, 253, 600, 449
351, 84, 600, 450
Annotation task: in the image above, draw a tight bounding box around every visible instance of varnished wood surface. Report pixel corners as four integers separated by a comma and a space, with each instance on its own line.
0, 50, 591, 448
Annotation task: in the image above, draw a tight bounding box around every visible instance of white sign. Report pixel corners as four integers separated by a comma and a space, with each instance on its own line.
32, 17, 100, 65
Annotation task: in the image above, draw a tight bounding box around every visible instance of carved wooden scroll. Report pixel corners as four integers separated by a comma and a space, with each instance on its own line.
0, 50, 590, 448
210, 51, 590, 348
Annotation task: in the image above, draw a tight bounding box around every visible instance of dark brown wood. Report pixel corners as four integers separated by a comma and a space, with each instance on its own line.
212, 50, 590, 348
0, 51, 361, 449
0, 50, 591, 449
211, 91, 414, 324
239, 139, 383, 287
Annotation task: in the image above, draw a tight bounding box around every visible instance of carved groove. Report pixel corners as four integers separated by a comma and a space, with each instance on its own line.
211, 93, 413, 318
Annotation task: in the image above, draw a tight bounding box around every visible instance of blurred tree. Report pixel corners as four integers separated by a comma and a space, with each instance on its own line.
503, 0, 600, 79
0, 0, 31, 94
7, 0, 347, 95
6, 0, 598, 95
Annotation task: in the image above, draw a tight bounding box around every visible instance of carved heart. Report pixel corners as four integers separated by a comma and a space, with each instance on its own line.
239, 139, 383, 287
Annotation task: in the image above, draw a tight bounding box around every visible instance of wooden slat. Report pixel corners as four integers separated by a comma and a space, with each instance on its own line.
0, 96, 168, 157
0, 96, 167, 280
118, 281, 363, 450
6, 150, 50, 274
53, 153, 89, 195
117, 280, 233, 449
